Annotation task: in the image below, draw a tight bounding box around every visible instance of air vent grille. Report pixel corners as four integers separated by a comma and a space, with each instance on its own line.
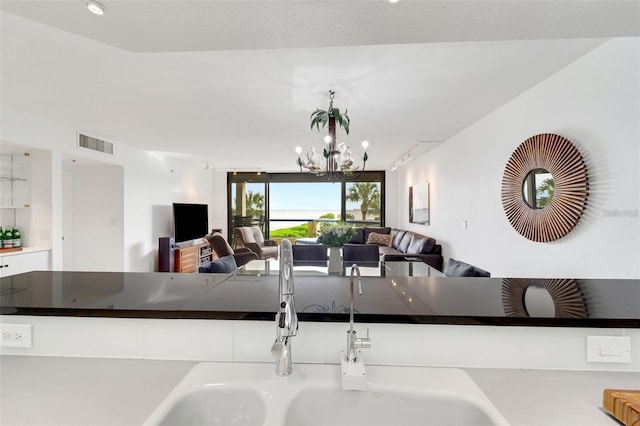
78, 134, 113, 155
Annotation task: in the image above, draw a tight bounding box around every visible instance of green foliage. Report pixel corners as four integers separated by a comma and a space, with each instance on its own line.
536, 178, 555, 208
270, 224, 308, 238
245, 190, 265, 218
347, 183, 380, 220
317, 222, 356, 248
319, 212, 335, 219
310, 107, 350, 134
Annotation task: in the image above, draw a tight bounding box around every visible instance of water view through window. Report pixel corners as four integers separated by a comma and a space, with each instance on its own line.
228, 172, 385, 239
270, 182, 341, 234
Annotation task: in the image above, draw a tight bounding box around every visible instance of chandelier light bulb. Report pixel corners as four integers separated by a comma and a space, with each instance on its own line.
86, 0, 106, 15
361, 140, 369, 150
324, 135, 332, 144
295, 146, 302, 154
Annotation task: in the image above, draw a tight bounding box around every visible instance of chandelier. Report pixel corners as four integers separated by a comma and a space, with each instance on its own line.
296, 90, 369, 178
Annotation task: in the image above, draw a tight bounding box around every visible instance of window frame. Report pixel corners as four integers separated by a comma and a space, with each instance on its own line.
227, 171, 385, 238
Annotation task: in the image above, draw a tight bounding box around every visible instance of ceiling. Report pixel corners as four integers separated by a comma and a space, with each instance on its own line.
1, 1, 639, 172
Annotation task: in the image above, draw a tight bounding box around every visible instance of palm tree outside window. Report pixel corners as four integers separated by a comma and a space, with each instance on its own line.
227, 171, 384, 240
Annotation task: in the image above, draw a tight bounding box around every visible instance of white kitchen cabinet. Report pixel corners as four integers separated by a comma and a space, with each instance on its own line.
0, 248, 50, 277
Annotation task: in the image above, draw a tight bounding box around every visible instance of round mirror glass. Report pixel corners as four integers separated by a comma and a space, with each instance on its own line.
522, 168, 554, 209
523, 285, 556, 317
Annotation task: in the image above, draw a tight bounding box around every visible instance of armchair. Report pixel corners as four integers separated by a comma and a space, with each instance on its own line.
205, 232, 258, 267
236, 226, 279, 260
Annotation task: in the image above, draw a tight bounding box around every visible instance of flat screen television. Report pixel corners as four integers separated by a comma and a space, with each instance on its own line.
172, 203, 208, 244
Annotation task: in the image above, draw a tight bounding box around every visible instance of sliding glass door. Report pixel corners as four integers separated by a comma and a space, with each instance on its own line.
228, 171, 385, 239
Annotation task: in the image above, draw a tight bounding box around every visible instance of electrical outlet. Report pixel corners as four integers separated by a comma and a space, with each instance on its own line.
0, 323, 32, 348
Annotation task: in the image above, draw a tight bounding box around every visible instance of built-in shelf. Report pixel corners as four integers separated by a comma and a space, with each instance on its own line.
0, 152, 30, 209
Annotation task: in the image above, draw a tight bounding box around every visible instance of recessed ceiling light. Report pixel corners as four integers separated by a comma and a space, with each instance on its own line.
86, 0, 106, 15
389, 0, 400, 3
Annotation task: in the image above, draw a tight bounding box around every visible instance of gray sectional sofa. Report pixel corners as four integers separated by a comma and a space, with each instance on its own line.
344, 227, 443, 271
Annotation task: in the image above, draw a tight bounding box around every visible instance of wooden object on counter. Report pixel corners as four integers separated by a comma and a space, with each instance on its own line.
603, 389, 640, 426
0, 247, 23, 254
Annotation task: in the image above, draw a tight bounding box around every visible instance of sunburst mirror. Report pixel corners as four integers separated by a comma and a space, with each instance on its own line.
502, 278, 588, 318
501, 133, 589, 242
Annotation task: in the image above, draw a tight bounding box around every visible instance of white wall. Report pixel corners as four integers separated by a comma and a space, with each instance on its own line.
1, 106, 217, 272
1, 315, 638, 372
391, 37, 640, 279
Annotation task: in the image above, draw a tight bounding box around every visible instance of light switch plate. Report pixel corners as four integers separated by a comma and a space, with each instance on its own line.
586, 336, 631, 363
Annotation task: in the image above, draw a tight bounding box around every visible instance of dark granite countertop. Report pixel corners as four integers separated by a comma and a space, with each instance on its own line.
1, 270, 638, 327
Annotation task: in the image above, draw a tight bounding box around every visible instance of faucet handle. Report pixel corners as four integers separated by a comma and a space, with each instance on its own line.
355, 327, 372, 349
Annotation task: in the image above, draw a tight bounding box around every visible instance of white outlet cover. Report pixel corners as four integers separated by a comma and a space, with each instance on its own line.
0, 323, 32, 348
586, 336, 631, 363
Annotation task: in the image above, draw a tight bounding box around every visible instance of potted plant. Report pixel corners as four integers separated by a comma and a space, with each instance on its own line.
317, 222, 356, 275
317, 222, 356, 248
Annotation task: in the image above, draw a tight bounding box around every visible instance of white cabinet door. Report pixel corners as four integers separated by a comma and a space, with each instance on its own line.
0, 250, 50, 277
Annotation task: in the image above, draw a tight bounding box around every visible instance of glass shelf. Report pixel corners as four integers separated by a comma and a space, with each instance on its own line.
0, 152, 30, 208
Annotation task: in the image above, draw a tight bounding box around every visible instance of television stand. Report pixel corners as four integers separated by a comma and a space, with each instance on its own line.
174, 241, 214, 273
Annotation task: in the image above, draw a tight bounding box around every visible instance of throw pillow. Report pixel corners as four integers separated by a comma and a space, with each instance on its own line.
199, 255, 238, 273
397, 232, 413, 253
363, 227, 391, 243
366, 232, 393, 246
390, 229, 406, 249
443, 258, 477, 277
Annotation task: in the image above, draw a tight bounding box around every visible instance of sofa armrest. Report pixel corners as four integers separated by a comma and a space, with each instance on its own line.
263, 240, 278, 247
235, 247, 253, 254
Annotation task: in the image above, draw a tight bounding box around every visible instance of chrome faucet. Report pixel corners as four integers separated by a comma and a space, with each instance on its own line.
271, 239, 298, 376
345, 264, 371, 363
341, 264, 372, 390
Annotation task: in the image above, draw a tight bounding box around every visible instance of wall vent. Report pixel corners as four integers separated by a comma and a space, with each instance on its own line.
78, 134, 114, 155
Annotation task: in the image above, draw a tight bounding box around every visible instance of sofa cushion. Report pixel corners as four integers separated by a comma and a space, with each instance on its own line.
363, 227, 391, 243
250, 226, 265, 245
348, 228, 365, 244
406, 234, 436, 254
366, 232, 392, 246
397, 232, 413, 253
378, 246, 399, 256
444, 258, 490, 277
390, 229, 406, 249
199, 255, 237, 273
472, 266, 491, 277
